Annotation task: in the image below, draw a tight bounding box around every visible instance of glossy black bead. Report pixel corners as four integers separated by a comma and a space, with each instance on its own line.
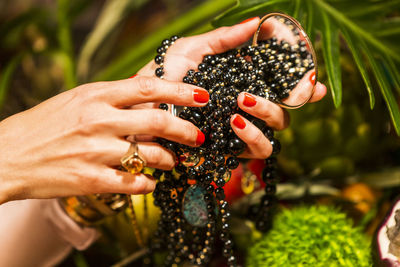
215, 187, 225, 199
264, 184, 277, 195
269, 138, 281, 155
155, 55, 164, 64
158, 103, 168, 110
155, 67, 164, 77
228, 138, 246, 155
226, 157, 239, 169
170, 35, 179, 41
161, 39, 170, 46
215, 178, 225, 187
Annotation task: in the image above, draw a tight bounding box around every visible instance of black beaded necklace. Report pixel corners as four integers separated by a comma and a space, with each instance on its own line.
150, 25, 313, 266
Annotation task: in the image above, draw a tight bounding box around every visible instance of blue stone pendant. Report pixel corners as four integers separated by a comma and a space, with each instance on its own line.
183, 185, 208, 227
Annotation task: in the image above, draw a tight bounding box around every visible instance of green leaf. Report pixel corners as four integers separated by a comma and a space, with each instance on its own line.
341, 28, 375, 109
363, 43, 400, 135
77, 0, 147, 82
320, 11, 342, 107
383, 56, 400, 95
341, 0, 400, 18
371, 17, 400, 38
304, 0, 315, 42
315, 0, 400, 63
212, 0, 290, 27
292, 0, 301, 19
0, 54, 23, 111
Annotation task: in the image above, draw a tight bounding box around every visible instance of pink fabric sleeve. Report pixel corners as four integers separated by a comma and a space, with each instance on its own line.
0, 199, 99, 267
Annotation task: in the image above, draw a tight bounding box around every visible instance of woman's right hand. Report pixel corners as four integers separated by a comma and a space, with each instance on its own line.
0, 76, 209, 204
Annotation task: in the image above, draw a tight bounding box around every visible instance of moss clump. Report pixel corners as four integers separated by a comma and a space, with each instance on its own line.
247, 205, 371, 267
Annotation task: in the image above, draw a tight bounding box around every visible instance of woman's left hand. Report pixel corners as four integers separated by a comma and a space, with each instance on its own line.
138, 17, 327, 159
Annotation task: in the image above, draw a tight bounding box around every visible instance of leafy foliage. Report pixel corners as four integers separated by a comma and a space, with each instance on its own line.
213, 0, 400, 134
247, 205, 372, 267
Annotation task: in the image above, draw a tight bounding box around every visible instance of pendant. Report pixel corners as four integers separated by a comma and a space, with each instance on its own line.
182, 185, 208, 227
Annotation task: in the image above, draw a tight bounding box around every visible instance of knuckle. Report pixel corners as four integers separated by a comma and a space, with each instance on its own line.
75, 82, 106, 102
80, 173, 101, 193
247, 130, 266, 147
175, 82, 188, 100
145, 146, 164, 166
149, 111, 168, 132
137, 77, 155, 97
131, 177, 148, 193
75, 113, 108, 136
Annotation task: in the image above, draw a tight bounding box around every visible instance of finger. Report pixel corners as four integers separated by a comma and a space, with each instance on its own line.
230, 114, 272, 159
107, 140, 176, 170
237, 92, 290, 131
279, 70, 316, 106
112, 109, 205, 147
308, 82, 327, 103
97, 76, 209, 107
98, 167, 156, 195
172, 17, 260, 63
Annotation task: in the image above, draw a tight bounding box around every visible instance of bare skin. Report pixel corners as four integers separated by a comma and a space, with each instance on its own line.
0, 18, 326, 205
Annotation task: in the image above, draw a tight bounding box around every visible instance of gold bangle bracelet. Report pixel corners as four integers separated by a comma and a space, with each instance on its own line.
59, 194, 129, 227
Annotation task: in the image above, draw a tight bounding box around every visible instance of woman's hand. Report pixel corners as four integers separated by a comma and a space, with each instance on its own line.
0, 76, 209, 204
139, 17, 327, 159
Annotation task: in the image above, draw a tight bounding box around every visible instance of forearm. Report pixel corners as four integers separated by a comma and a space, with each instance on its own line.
0, 199, 98, 267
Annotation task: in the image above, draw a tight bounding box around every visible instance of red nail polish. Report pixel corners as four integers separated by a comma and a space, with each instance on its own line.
239, 17, 258, 24
193, 89, 209, 103
232, 115, 246, 129
243, 93, 257, 107
309, 71, 316, 85
129, 74, 137, 79
196, 130, 205, 145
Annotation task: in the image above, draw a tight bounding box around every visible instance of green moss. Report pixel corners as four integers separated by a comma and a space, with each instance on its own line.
247, 205, 371, 267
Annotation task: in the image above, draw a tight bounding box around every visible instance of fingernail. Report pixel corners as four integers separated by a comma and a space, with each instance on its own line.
309, 71, 316, 85
193, 89, 209, 103
196, 130, 205, 145
232, 115, 246, 129
239, 17, 258, 24
129, 74, 137, 79
243, 93, 257, 107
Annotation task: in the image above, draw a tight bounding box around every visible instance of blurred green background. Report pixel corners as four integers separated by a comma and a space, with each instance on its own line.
0, 0, 399, 266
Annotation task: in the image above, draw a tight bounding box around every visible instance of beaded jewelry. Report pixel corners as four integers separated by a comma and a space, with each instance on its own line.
150, 15, 315, 267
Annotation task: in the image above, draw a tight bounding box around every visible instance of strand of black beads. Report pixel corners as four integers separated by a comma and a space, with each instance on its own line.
216, 188, 237, 267
154, 35, 180, 111
154, 35, 180, 79
255, 134, 281, 232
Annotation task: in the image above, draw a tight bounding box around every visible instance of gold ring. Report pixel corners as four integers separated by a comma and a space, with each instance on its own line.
121, 137, 146, 174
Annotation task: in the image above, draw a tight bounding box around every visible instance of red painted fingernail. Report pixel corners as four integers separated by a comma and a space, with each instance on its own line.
193, 89, 209, 103
309, 71, 316, 85
196, 130, 205, 146
129, 74, 137, 79
243, 93, 257, 107
239, 17, 258, 24
232, 115, 246, 129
